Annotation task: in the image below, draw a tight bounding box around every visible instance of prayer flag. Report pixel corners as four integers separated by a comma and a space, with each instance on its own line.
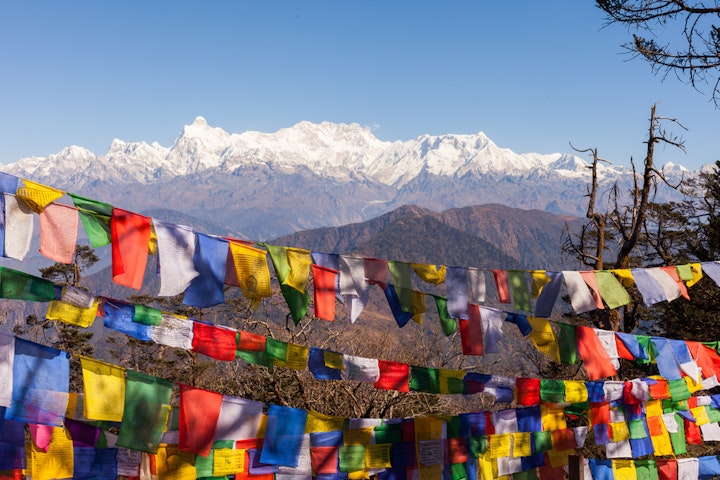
214, 395, 264, 441
534, 270, 563, 318
153, 220, 199, 297
528, 316, 560, 362
111, 208, 151, 290
384, 283, 413, 327
260, 404, 308, 467
563, 271, 596, 313
459, 303, 484, 356
80, 356, 125, 422
446, 267, 469, 319
151, 313, 194, 350
412, 263, 446, 285
45, 298, 99, 328
192, 321, 237, 361
39, 203, 78, 264
30, 426, 74, 480
508, 270, 531, 312
388, 261, 413, 312
178, 383, 223, 456
69, 193, 113, 247
226, 241, 272, 307
312, 264, 338, 321
266, 244, 310, 323
183, 233, 229, 308
8, 338, 69, 426
595, 270, 631, 309
431, 295, 456, 335
375, 360, 410, 392
576, 325, 617, 380
116, 370, 173, 453
102, 299, 152, 341
4, 194, 34, 260
15, 179, 63, 213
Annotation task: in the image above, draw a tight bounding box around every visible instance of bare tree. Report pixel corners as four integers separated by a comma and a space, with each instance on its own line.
597, 0, 720, 104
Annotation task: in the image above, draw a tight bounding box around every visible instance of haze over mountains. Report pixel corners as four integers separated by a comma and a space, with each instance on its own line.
1, 117, 691, 241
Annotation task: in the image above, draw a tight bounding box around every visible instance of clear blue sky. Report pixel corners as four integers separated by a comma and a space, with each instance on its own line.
1, 1, 717, 169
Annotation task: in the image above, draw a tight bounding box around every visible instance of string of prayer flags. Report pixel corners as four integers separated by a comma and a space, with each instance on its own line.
111, 208, 151, 290
183, 233, 229, 308
226, 241, 273, 308
153, 220, 199, 297
3, 194, 34, 260
266, 244, 310, 324
79, 357, 125, 422
7, 338, 69, 427
68, 193, 113, 247
38, 202, 78, 264
116, 370, 173, 453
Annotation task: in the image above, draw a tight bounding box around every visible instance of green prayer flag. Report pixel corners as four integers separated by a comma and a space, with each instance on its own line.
373, 423, 403, 444
116, 370, 173, 453
133, 304, 162, 326
339, 445, 365, 472
0, 267, 55, 302
558, 323, 578, 365
668, 414, 686, 455
446, 374, 465, 394
236, 349, 273, 368
447, 416, 461, 439
508, 270, 531, 312
533, 430, 553, 452
676, 264, 694, 281
467, 436, 488, 458
69, 193, 113, 247
450, 462, 466, 480
628, 419, 648, 439
265, 337, 288, 362
540, 379, 565, 403
595, 271, 631, 309
512, 469, 539, 480
668, 378, 691, 401
635, 335, 653, 364
388, 261, 413, 312
634, 459, 659, 480
707, 405, 720, 423
264, 244, 309, 323
564, 401, 589, 419
409, 366, 440, 394
432, 295, 456, 336
194, 450, 214, 477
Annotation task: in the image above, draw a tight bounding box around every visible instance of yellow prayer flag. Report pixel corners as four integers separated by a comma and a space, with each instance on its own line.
488, 433, 512, 458
528, 317, 560, 362
438, 368, 465, 394
344, 428, 374, 446
541, 405, 567, 431
647, 415, 674, 456
610, 269, 635, 288
512, 432, 532, 457
564, 380, 588, 403
478, 451, 497, 480
305, 410, 345, 433
46, 299, 99, 328
612, 459, 638, 480
411, 290, 426, 324
365, 443, 392, 469
80, 356, 126, 422
16, 179, 64, 213
691, 406, 711, 426
285, 247, 312, 292
415, 416, 444, 480
228, 242, 272, 300
324, 350, 344, 370
530, 270, 550, 298
213, 448, 244, 476
156, 445, 196, 480
348, 470, 370, 480
687, 262, 703, 287
645, 399, 663, 417
685, 374, 704, 393
148, 224, 158, 255
274, 343, 309, 370
30, 426, 74, 480
411, 263, 446, 285
610, 421, 630, 441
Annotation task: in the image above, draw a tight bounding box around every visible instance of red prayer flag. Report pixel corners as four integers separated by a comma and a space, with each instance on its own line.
684, 417, 702, 444
575, 326, 617, 380
492, 270, 510, 303
590, 402, 610, 426
657, 458, 678, 480
312, 264, 338, 321
648, 377, 669, 399
551, 428, 576, 451
614, 336, 635, 361
579, 271, 604, 309
192, 322, 237, 361
447, 437, 468, 464
515, 378, 541, 406
539, 455, 566, 480
238, 331, 266, 352
311, 446, 339, 474
111, 208, 151, 290
179, 383, 223, 457
687, 341, 720, 379
374, 360, 409, 392
459, 304, 483, 356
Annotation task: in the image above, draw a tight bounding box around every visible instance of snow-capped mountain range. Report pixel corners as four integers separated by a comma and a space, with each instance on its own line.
1, 117, 692, 240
